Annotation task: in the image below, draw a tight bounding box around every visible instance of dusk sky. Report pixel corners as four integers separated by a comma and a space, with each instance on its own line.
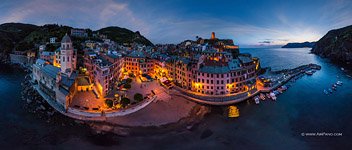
1, 0, 352, 47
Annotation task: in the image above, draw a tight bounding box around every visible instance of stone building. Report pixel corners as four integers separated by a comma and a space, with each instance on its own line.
33, 34, 78, 111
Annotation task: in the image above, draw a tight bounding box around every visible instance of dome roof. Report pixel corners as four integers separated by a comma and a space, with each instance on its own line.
61, 33, 72, 43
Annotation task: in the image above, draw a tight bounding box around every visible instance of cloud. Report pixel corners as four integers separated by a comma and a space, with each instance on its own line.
1, 0, 351, 45
0, 0, 150, 33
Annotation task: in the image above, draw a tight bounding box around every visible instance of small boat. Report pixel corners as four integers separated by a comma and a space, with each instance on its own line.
332, 84, 337, 88
281, 85, 288, 90
328, 88, 333, 93
260, 93, 266, 100
228, 106, 240, 118
277, 88, 283, 93
273, 90, 280, 95
270, 92, 276, 101
336, 81, 343, 86
254, 96, 260, 104
341, 67, 345, 71
305, 70, 313, 75
266, 93, 271, 99
271, 96, 277, 101
323, 89, 329, 95
332, 86, 337, 91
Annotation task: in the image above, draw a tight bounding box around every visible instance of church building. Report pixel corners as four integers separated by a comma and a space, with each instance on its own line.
33, 34, 78, 111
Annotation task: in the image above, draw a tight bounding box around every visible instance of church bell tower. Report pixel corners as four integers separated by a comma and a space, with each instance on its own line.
60, 33, 76, 76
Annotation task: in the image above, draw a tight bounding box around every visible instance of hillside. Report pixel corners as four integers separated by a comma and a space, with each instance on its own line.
0, 23, 39, 53
311, 25, 352, 67
282, 42, 316, 48
96, 27, 153, 46
0, 23, 154, 55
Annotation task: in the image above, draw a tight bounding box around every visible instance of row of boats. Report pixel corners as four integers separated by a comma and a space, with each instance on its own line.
323, 81, 343, 95
254, 85, 288, 104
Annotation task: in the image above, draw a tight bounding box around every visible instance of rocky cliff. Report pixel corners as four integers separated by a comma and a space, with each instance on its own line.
311, 25, 352, 67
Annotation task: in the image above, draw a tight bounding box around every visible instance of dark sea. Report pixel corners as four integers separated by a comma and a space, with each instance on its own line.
1, 48, 351, 150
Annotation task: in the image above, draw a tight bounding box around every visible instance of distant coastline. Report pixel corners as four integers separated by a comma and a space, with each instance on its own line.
282, 42, 316, 48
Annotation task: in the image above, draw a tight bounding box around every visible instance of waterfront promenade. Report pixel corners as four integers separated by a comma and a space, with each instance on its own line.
32, 81, 199, 126
32, 63, 320, 122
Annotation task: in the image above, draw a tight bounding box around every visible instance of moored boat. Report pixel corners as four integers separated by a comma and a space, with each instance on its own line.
305, 70, 313, 75
336, 81, 343, 86
254, 96, 260, 104
260, 93, 266, 100
323, 89, 329, 95
281, 85, 288, 90
270, 92, 276, 101
228, 106, 240, 118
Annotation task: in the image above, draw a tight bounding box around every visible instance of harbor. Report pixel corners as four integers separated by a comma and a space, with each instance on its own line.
253, 63, 322, 102
174, 63, 322, 106
1, 47, 351, 149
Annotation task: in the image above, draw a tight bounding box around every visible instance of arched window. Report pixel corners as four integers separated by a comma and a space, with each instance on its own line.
67, 44, 69, 49
62, 44, 65, 49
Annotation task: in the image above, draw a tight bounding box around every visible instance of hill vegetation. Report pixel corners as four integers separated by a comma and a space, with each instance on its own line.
311, 25, 352, 67
0, 23, 153, 55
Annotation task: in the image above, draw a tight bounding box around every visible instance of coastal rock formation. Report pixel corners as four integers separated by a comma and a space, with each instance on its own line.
20, 72, 77, 127
311, 25, 352, 67
282, 42, 316, 48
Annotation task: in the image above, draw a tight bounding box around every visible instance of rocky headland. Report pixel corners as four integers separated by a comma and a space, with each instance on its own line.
312, 25, 352, 69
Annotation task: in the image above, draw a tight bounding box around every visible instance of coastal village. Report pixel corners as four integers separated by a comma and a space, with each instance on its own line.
8, 28, 322, 129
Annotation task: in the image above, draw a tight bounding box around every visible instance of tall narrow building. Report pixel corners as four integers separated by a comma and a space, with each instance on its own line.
60, 33, 76, 76
211, 32, 216, 39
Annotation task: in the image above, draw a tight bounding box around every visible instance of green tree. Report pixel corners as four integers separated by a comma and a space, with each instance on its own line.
105, 99, 113, 108
121, 97, 130, 107
126, 78, 133, 83
46, 43, 58, 52
129, 73, 135, 77
124, 83, 131, 89
134, 93, 143, 102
